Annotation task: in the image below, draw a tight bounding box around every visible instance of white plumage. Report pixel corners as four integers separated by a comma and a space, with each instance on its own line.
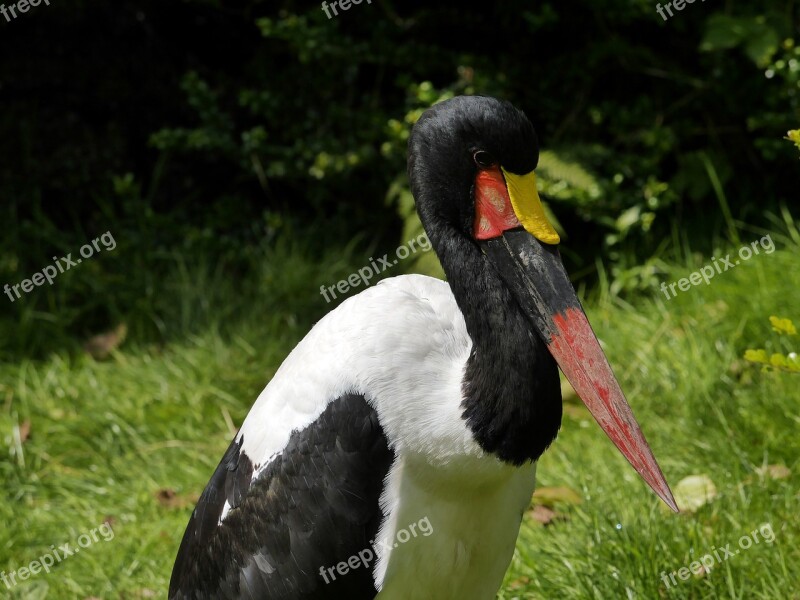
232, 274, 537, 597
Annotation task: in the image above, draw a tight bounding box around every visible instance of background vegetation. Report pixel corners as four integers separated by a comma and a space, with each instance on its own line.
0, 1, 797, 598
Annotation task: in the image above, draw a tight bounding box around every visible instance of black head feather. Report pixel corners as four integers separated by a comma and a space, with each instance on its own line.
408, 96, 539, 238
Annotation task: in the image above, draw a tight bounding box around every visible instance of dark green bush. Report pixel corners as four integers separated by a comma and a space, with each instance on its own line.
1, 0, 797, 357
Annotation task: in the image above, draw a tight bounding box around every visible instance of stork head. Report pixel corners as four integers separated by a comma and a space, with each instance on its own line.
408, 96, 678, 512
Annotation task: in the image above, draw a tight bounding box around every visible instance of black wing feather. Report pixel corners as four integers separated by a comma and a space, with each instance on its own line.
169, 394, 394, 600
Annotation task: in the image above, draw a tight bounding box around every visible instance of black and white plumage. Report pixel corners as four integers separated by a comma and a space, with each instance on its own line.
172, 394, 392, 598
169, 96, 676, 600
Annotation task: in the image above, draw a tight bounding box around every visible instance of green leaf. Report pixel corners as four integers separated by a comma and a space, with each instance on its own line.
770, 316, 798, 335
700, 15, 779, 67
744, 349, 769, 364
787, 130, 800, 152
770, 353, 788, 368
674, 475, 717, 513
615, 206, 642, 234
701, 15, 746, 52
744, 23, 780, 67
537, 151, 601, 200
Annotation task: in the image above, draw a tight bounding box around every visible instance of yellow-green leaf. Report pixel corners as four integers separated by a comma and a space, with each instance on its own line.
770, 316, 798, 336
744, 349, 769, 364
770, 353, 788, 368
673, 475, 717, 513
787, 129, 800, 151
755, 464, 791, 480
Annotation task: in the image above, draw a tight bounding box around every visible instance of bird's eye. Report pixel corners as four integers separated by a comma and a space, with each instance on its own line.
473, 151, 496, 169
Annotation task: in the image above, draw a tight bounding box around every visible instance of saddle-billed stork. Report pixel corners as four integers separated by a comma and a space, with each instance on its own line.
169, 95, 677, 600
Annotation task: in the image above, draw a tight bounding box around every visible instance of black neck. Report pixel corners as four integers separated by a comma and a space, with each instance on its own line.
432, 224, 562, 465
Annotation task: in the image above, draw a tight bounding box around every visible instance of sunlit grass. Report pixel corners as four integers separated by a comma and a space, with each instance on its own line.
0, 222, 797, 598
502, 224, 800, 599
0, 238, 361, 598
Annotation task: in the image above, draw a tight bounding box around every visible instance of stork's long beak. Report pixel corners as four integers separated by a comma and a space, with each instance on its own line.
475, 167, 678, 512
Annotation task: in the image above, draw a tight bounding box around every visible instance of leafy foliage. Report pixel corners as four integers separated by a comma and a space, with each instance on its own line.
0, 1, 798, 346
744, 316, 800, 374
788, 129, 800, 153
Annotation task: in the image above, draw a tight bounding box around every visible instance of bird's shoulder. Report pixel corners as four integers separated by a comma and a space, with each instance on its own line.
345, 273, 456, 317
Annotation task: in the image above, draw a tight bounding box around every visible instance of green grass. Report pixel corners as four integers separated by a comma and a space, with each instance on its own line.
502, 218, 800, 599
1, 220, 798, 598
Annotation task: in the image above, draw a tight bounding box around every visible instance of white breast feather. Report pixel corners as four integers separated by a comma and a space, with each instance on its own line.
237, 274, 480, 473
230, 274, 538, 598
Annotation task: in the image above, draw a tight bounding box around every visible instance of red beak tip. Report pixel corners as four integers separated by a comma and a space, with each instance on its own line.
546, 308, 680, 515
662, 491, 680, 513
